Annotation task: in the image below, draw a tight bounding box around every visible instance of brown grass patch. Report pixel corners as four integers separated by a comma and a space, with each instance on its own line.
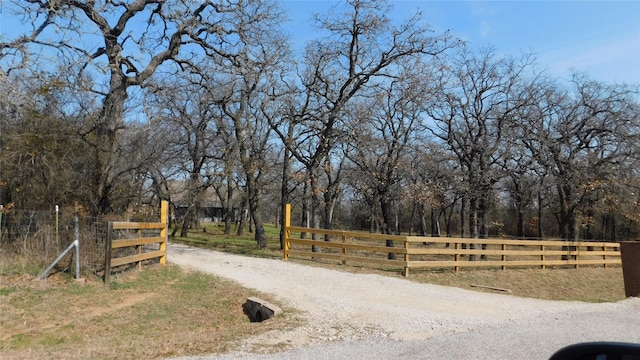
284, 256, 626, 303
0, 223, 627, 359
406, 267, 625, 302
0, 264, 296, 360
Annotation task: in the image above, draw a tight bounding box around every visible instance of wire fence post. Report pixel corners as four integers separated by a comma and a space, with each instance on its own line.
55, 204, 59, 253
74, 205, 80, 279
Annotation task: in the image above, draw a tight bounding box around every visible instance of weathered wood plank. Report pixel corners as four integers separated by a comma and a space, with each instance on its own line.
287, 226, 407, 241
405, 236, 620, 248
287, 250, 406, 266
407, 258, 621, 268
288, 238, 407, 254
112, 222, 165, 230
407, 248, 618, 257
110, 250, 165, 268
111, 236, 165, 249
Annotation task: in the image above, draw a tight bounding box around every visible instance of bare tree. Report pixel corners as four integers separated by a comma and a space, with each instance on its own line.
205, 1, 290, 249
209, 124, 241, 236
346, 67, 428, 258
520, 73, 640, 240
497, 122, 540, 239
145, 76, 226, 237
426, 47, 536, 259
271, 0, 455, 240
0, 0, 281, 214
407, 142, 464, 238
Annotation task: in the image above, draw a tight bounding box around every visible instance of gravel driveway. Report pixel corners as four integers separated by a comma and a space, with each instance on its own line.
167, 242, 640, 360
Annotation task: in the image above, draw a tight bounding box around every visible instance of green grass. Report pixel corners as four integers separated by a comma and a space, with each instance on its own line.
0, 286, 17, 296
0, 262, 42, 277
173, 223, 283, 258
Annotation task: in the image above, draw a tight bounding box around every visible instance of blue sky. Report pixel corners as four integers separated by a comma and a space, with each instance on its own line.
282, 0, 640, 85
1, 1, 637, 85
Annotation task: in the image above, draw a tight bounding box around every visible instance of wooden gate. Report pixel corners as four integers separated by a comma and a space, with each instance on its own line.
104, 201, 168, 283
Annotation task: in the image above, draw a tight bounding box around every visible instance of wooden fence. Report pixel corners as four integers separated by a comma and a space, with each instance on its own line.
282, 204, 621, 276
104, 201, 168, 283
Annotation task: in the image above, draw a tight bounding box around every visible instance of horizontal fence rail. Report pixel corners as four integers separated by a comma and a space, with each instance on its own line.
282, 205, 621, 276
104, 201, 168, 283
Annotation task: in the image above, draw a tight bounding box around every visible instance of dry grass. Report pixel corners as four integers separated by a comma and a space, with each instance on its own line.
284, 256, 626, 303
406, 267, 625, 302
0, 264, 297, 360
0, 223, 629, 359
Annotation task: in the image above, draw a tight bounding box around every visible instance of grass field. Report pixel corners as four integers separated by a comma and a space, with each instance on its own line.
0, 222, 628, 359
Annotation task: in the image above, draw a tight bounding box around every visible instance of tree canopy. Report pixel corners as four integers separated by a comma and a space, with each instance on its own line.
1, 0, 639, 246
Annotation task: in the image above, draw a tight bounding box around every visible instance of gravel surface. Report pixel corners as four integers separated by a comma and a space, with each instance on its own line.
167, 242, 640, 360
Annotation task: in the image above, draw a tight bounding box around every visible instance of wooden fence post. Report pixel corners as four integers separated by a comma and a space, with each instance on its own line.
501, 244, 507, 271
160, 200, 167, 265
104, 221, 113, 284
283, 203, 291, 260
341, 234, 347, 265
136, 228, 142, 270
454, 242, 460, 273
403, 239, 410, 277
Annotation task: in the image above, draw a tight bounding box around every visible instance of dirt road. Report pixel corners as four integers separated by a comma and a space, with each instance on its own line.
167, 242, 640, 360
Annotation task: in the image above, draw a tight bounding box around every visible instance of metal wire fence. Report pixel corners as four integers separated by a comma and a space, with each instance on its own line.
0, 206, 161, 278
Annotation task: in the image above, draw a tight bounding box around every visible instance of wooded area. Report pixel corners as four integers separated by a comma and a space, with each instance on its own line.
1, 0, 639, 252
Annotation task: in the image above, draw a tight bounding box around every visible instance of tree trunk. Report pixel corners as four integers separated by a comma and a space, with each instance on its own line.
236, 198, 247, 236
611, 215, 616, 242
585, 206, 595, 241
537, 187, 544, 239
247, 177, 267, 249
517, 208, 525, 239
180, 205, 192, 237
409, 202, 416, 236
224, 173, 234, 235
370, 196, 377, 233
560, 210, 578, 260
192, 199, 201, 230
309, 171, 320, 252
420, 204, 428, 236
94, 76, 127, 214
468, 196, 478, 261
431, 205, 440, 237
323, 189, 335, 242
478, 195, 488, 260
380, 195, 396, 260
512, 178, 525, 239
460, 196, 466, 238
